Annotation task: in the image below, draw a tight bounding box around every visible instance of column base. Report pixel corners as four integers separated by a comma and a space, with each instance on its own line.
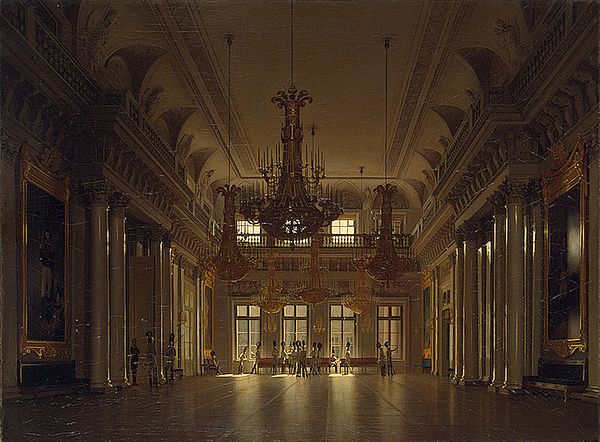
88, 383, 107, 393
581, 386, 599, 403
487, 383, 502, 393
2, 386, 21, 400
459, 378, 482, 386
500, 383, 523, 395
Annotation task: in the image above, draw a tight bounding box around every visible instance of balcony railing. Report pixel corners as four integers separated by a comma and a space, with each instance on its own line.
237, 233, 412, 250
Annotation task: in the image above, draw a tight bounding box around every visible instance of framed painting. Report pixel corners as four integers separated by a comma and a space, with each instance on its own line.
542, 138, 587, 358
20, 146, 70, 358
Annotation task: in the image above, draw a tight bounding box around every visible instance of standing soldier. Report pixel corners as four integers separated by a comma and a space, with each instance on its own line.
251, 341, 262, 374
145, 331, 160, 387
164, 333, 176, 383
129, 338, 140, 386
384, 341, 398, 376
271, 340, 280, 375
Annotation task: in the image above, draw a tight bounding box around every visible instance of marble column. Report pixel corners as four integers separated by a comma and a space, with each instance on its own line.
502, 179, 527, 393
148, 226, 165, 377
434, 269, 443, 376
452, 233, 464, 383
448, 250, 456, 377
461, 222, 479, 385
489, 191, 506, 391
162, 231, 173, 356
86, 184, 111, 391
108, 193, 127, 387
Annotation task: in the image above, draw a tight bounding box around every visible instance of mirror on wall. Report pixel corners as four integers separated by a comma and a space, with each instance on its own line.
543, 139, 587, 358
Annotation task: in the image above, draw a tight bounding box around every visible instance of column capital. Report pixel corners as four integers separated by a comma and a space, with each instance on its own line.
108, 192, 128, 218
148, 225, 167, 243
459, 220, 480, 242
501, 177, 529, 205
78, 181, 113, 206
162, 230, 174, 248
453, 227, 465, 246
488, 190, 506, 216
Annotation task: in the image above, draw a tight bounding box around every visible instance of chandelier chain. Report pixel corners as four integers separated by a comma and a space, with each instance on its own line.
291, 0, 294, 87
227, 34, 232, 185
384, 38, 389, 184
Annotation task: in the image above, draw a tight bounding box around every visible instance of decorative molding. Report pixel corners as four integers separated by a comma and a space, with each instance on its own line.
0, 129, 24, 166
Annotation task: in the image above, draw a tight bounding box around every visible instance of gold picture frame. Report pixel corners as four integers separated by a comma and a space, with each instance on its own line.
542, 137, 587, 358
19, 145, 70, 359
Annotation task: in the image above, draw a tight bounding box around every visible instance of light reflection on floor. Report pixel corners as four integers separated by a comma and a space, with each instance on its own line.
3, 374, 598, 440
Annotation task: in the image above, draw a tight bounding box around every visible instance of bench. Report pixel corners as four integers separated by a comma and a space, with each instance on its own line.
524, 359, 587, 402
202, 359, 222, 375
257, 357, 378, 374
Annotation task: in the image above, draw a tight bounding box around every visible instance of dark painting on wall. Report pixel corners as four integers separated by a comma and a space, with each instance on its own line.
26, 183, 66, 342
547, 185, 581, 341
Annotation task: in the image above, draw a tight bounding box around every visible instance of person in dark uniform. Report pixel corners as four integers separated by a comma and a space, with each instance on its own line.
164, 333, 176, 384
129, 338, 140, 385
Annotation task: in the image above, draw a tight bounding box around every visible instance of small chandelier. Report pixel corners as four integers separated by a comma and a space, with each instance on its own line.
263, 313, 279, 334
239, 1, 342, 244
253, 252, 288, 314
294, 235, 336, 304
365, 39, 415, 283
203, 36, 254, 282
360, 312, 374, 334
312, 315, 327, 336
343, 258, 374, 314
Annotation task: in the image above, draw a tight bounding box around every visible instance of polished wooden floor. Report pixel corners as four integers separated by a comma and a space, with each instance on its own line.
2, 374, 598, 441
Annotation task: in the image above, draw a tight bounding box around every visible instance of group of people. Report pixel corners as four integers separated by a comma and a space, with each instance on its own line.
129, 330, 177, 387
237, 340, 354, 376
377, 341, 398, 376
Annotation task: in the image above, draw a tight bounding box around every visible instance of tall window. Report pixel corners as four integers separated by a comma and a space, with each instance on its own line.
235, 305, 261, 360
282, 305, 308, 345
378, 305, 404, 360
330, 304, 356, 357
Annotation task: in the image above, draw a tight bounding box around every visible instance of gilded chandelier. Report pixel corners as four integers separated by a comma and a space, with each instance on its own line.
203, 36, 254, 282
203, 184, 254, 282
252, 252, 288, 314
294, 235, 336, 304
365, 184, 415, 282
343, 258, 374, 314
239, 1, 342, 243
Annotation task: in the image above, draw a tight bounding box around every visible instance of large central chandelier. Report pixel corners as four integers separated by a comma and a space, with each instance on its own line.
203, 35, 254, 282
239, 1, 342, 243
294, 235, 336, 304
253, 252, 288, 314
365, 39, 415, 282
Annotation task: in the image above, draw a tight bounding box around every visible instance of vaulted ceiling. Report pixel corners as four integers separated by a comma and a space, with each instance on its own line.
75, 0, 531, 210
